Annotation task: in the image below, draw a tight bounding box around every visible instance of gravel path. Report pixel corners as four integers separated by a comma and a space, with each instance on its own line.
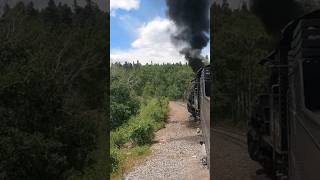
125, 101, 209, 180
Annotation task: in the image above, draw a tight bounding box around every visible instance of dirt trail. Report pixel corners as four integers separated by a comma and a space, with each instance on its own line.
125, 101, 209, 180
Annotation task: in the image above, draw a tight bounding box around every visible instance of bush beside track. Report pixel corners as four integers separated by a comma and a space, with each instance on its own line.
110, 97, 169, 178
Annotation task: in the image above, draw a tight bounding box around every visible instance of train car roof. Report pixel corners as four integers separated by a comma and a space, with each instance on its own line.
260, 9, 320, 65
281, 9, 320, 43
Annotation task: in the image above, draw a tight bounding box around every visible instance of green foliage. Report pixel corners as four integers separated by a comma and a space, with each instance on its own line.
211, 3, 274, 122
110, 127, 130, 148
167, 84, 180, 100
110, 62, 187, 178
67, 112, 108, 180
110, 97, 169, 175
142, 82, 155, 98
110, 63, 192, 131
0, 2, 107, 180
139, 98, 168, 129
110, 73, 140, 129
110, 147, 122, 173
130, 121, 154, 145
112, 63, 194, 100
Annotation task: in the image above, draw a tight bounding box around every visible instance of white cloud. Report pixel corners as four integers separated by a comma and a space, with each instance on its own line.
202, 44, 210, 61
111, 17, 189, 65
110, 0, 140, 15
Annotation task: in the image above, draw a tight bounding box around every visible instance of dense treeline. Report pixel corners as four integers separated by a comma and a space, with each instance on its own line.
111, 62, 194, 130
211, 2, 275, 124
0, 1, 107, 179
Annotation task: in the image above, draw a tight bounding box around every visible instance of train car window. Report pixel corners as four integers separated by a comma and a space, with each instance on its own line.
303, 59, 320, 112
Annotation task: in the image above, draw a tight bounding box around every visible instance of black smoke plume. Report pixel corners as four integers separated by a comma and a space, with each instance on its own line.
250, 0, 305, 36
166, 0, 210, 72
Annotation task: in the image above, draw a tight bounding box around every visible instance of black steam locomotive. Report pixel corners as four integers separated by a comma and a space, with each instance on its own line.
247, 10, 320, 179
187, 65, 211, 166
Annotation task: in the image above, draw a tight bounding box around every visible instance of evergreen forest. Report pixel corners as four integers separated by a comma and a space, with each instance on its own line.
0, 1, 108, 179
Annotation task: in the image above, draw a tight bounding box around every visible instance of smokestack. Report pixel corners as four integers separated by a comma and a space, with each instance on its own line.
250, 0, 305, 37
166, 0, 210, 72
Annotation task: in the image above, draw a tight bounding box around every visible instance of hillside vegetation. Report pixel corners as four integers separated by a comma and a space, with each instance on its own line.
110, 63, 194, 178
211, 2, 275, 127
0, 1, 108, 179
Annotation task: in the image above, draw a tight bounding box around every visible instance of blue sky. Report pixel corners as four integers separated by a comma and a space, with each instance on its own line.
111, 0, 166, 50
110, 0, 210, 64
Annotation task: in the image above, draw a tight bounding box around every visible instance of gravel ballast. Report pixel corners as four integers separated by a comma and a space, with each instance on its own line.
125, 101, 209, 180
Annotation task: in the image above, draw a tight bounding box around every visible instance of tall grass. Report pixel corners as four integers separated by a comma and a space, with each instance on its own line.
110, 97, 169, 179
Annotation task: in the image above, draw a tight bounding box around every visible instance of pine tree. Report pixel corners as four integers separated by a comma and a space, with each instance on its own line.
222, 0, 230, 10
241, 1, 248, 12
43, 0, 59, 25
2, 3, 10, 17
26, 2, 36, 16
14, 2, 26, 14
73, 0, 80, 14
60, 4, 72, 24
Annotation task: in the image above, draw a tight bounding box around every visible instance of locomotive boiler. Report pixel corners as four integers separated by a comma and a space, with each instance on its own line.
247, 10, 320, 180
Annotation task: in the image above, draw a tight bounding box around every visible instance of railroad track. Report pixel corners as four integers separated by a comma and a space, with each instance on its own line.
175, 101, 187, 108
212, 127, 247, 148
212, 127, 272, 179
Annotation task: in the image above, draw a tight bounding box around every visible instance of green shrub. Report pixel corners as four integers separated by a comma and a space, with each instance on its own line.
110, 147, 121, 173
140, 98, 168, 121
130, 120, 154, 145
110, 97, 169, 175
131, 145, 150, 156
110, 81, 140, 130
110, 127, 130, 148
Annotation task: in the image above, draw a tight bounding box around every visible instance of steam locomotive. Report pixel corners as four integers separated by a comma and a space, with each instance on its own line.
187, 65, 211, 167
247, 10, 320, 179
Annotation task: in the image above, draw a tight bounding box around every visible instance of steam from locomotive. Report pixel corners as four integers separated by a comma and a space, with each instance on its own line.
166, 0, 210, 72
166, 0, 211, 169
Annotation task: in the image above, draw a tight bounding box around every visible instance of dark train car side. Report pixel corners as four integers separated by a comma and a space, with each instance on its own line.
187, 65, 211, 167
248, 10, 320, 180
